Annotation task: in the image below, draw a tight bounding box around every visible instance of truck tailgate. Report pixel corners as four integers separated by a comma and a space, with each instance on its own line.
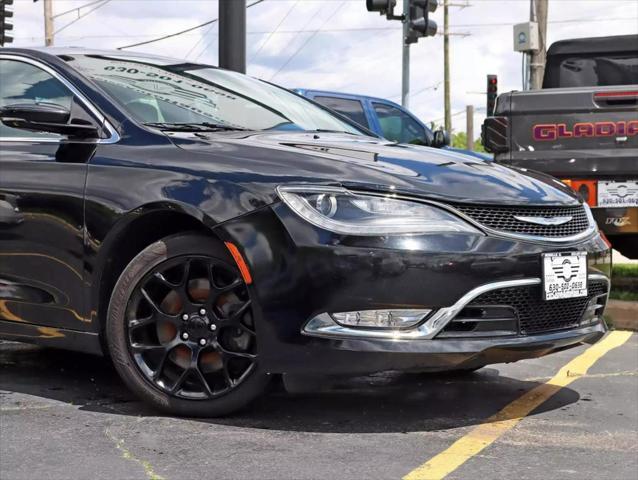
501, 86, 638, 178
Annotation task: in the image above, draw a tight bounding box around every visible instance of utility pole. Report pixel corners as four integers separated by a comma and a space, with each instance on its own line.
465, 105, 473, 151
219, 0, 246, 73
401, 0, 410, 108
443, 0, 450, 133
43, 0, 53, 46
529, 0, 548, 89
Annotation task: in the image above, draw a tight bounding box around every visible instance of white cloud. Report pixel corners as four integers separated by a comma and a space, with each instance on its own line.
9, 0, 638, 135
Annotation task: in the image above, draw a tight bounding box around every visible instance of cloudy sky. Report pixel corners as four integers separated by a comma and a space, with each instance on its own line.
9, 0, 638, 133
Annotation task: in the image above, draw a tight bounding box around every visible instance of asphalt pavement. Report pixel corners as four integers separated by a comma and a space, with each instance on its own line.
1, 333, 637, 480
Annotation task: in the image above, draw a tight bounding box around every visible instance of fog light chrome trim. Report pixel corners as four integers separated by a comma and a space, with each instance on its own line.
302, 278, 542, 340
303, 274, 610, 340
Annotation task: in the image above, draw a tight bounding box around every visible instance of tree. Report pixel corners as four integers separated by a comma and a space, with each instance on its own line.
451, 131, 487, 153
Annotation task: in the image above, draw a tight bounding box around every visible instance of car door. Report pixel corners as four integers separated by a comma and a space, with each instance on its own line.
0, 55, 97, 331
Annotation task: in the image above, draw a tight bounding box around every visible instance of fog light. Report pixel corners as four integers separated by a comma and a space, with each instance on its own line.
331, 309, 431, 329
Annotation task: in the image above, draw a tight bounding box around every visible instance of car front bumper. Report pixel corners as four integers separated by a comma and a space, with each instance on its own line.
215, 203, 612, 375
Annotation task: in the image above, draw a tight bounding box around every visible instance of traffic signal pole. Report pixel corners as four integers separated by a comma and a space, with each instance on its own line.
366, 0, 438, 110
443, 0, 450, 132
219, 0, 246, 73
0, 0, 14, 46
401, 0, 410, 108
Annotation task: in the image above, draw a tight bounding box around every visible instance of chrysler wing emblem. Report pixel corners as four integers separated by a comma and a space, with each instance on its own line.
514, 215, 573, 226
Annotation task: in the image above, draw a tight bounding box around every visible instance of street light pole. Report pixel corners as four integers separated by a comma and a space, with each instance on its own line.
219, 0, 246, 73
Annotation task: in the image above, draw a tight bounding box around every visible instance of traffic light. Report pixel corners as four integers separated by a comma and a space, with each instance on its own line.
0, 0, 13, 46
406, 0, 438, 44
486, 74, 498, 116
366, 0, 401, 20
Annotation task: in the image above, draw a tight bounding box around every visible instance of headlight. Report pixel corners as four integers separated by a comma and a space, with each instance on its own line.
276, 186, 481, 236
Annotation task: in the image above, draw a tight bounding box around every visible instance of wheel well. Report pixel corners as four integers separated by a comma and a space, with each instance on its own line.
95, 210, 214, 348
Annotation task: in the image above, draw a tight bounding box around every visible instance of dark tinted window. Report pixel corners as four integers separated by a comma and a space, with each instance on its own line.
0, 59, 73, 138
313, 96, 370, 129
544, 54, 638, 88
372, 102, 427, 145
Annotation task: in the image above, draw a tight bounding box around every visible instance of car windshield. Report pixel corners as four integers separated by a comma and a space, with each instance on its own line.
63, 53, 363, 134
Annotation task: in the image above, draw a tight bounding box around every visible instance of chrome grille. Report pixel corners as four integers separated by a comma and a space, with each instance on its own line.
462, 280, 609, 335
452, 204, 591, 238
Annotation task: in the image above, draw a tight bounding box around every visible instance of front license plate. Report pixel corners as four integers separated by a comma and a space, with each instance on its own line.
542, 252, 588, 301
598, 180, 638, 208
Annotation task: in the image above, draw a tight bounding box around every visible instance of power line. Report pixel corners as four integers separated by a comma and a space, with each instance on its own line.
193, 33, 218, 62
18, 15, 636, 42
53, 0, 112, 36
186, 20, 218, 59
269, 1, 345, 80
52, 0, 105, 19
249, 0, 300, 63
118, 18, 219, 50
117, 0, 265, 50
430, 106, 486, 124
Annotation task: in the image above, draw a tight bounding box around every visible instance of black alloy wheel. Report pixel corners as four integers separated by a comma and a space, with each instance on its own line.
107, 233, 270, 416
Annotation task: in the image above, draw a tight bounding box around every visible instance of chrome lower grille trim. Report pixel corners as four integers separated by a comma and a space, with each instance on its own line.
302, 274, 609, 341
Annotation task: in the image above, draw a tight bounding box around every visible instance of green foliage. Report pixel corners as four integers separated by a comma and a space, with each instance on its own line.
609, 290, 638, 301
610, 263, 638, 303
613, 264, 638, 278
451, 131, 487, 153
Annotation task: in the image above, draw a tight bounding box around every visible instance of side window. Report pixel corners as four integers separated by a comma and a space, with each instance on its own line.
372, 102, 427, 145
313, 96, 370, 129
0, 59, 74, 139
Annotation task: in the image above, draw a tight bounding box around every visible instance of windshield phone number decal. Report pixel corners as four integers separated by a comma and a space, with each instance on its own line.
79, 58, 243, 122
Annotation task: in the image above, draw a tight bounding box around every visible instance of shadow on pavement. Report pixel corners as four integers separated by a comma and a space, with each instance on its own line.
0, 342, 580, 433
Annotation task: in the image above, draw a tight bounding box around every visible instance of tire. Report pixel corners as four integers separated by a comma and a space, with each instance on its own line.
106, 232, 270, 417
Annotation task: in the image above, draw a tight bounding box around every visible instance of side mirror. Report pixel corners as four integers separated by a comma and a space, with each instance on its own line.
0, 102, 99, 139
431, 129, 450, 148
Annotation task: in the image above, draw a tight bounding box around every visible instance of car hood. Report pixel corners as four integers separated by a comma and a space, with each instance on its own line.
165, 131, 579, 206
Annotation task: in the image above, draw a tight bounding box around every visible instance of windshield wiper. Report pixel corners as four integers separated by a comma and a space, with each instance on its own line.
307, 129, 359, 136
144, 122, 248, 132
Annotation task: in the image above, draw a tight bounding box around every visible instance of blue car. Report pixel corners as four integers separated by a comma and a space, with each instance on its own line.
295, 89, 491, 160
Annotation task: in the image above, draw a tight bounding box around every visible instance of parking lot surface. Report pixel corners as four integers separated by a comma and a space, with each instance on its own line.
1, 333, 637, 480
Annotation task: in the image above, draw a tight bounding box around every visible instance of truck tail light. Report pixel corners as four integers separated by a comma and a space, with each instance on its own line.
561, 179, 597, 207
481, 116, 509, 153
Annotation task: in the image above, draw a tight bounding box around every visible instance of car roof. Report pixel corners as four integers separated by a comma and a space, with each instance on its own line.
547, 35, 638, 57
2, 46, 206, 67
296, 89, 403, 106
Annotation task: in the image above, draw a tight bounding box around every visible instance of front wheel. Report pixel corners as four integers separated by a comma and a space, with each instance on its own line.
106, 233, 270, 417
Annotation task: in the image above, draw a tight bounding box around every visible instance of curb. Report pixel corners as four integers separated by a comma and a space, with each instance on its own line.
607, 300, 638, 331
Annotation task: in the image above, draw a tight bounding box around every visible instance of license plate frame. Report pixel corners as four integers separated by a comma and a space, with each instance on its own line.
597, 180, 638, 208
542, 251, 588, 301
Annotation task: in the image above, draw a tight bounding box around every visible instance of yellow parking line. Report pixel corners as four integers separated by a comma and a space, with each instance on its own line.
403, 331, 633, 480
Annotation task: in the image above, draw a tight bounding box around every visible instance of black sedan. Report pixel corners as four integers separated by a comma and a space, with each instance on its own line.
0, 48, 611, 416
